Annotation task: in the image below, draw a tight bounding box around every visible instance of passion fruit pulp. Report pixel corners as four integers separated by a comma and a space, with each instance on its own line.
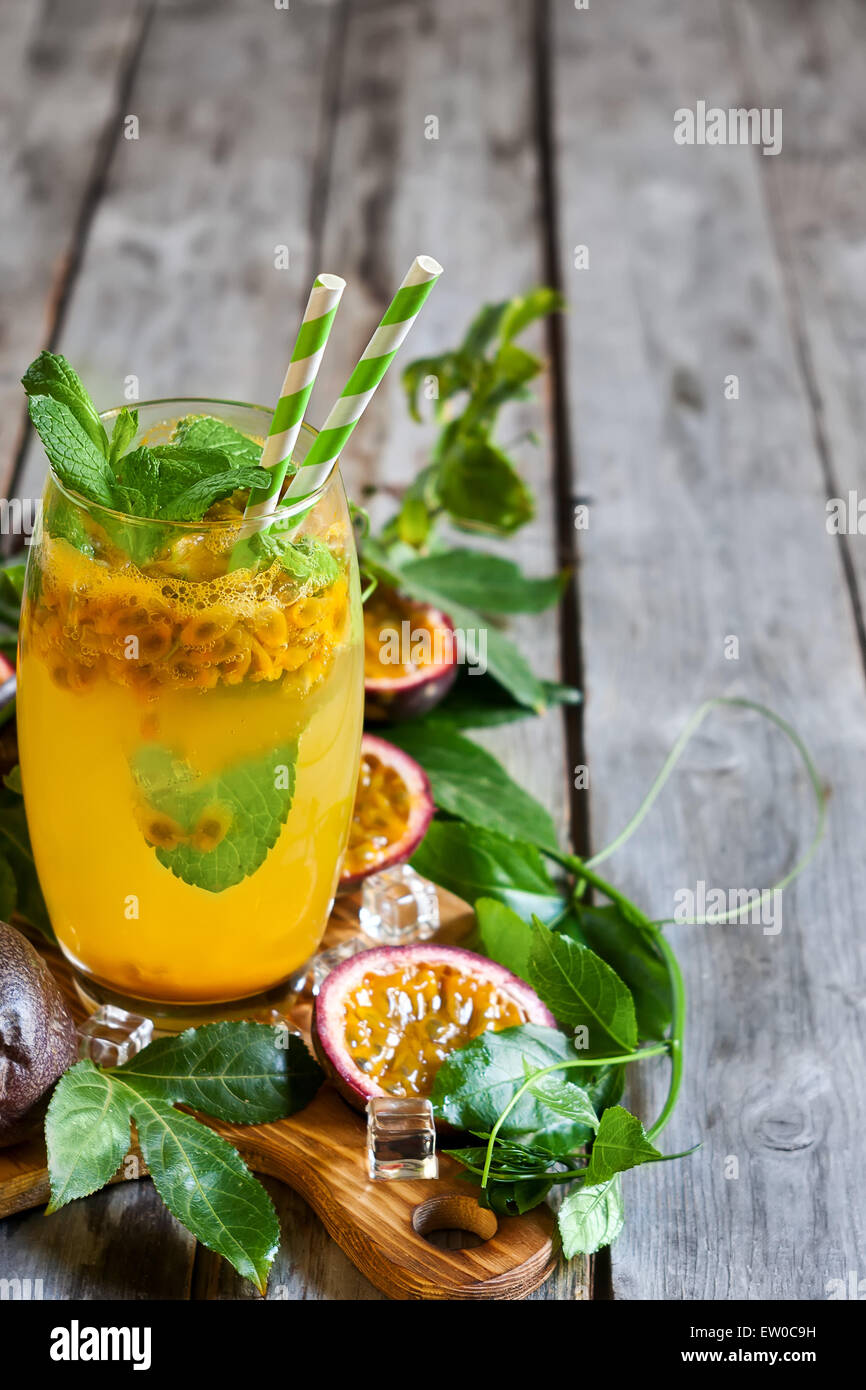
339, 733, 434, 891
313, 943, 554, 1111
363, 585, 457, 722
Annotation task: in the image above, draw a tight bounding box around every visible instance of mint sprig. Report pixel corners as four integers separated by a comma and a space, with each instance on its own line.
45, 1023, 324, 1293
130, 742, 298, 893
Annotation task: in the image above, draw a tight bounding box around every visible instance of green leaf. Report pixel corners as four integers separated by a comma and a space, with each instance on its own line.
498, 288, 566, 343
129, 1090, 279, 1294
431, 1024, 595, 1155
385, 725, 559, 853
0, 854, 17, 920
460, 301, 511, 356
250, 533, 341, 590
562, 905, 673, 1041
172, 414, 263, 465
524, 1067, 598, 1134
558, 1176, 625, 1257
399, 548, 566, 614
0, 561, 26, 660
410, 822, 566, 922
528, 920, 638, 1055
401, 352, 475, 422
423, 672, 580, 730
114, 445, 269, 521
436, 435, 534, 535
45, 1063, 131, 1211
108, 408, 139, 467
0, 783, 54, 940
116, 1022, 322, 1123
22, 351, 109, 457
475, 897, 534, 979
581, 1105, 663, 1184
27, 396, 118, 508
130, 742, 297, 892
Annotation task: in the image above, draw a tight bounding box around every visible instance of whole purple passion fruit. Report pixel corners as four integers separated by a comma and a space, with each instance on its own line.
0, 921, 78, 1148
363, 586, 457, 722
313, 942, 555, 1110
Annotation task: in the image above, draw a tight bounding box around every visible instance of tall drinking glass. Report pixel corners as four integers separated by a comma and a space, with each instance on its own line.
17, 401, 364, 1025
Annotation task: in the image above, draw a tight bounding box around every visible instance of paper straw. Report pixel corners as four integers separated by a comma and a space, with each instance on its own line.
244, 272, 346, 519
282, 255, 443, 502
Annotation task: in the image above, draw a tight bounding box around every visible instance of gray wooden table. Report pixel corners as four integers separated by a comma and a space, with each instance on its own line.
1, 0, 864, 1301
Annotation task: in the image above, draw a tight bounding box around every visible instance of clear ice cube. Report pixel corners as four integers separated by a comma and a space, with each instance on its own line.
359, 865, 440, 944
77, 1005, 154, 1067
289, 937, 372, 997
366, 1095, 438, 1181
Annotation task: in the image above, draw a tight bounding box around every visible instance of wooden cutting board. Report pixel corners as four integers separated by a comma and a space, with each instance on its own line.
0, 894, 558, 1301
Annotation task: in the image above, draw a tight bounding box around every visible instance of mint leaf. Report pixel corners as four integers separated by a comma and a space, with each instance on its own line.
398, 549, 565, 615
436, 434, 534, 535
45, 1062, 131, 1211
172, 414, 263, 465
581, 1105, 664, 1184
128, 1089, 279, 1295
558, 1176, 625, 1257
431, 1024, 596, 1155
410, 821, 566, 923
108, 407, 138, 467
22, 351, 109, 457
528, 919, 638, 1055
252, 532, 341, 590
386, 725, 559, 853
499, 288, 566, 343
131, 742, 297, 892
114, 445, 268, 521
27, 396, 118, 508
117, 1022, 322, 1123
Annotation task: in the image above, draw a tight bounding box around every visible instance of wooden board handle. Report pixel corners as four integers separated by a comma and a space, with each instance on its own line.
215, 1086, 557, 1300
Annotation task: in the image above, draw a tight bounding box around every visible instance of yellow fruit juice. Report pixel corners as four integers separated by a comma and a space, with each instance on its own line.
17, 456, 364, 1010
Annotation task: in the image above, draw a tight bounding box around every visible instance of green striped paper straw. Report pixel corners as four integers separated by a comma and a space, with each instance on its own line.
244, 272, 346, 519
282, 254, 443, 503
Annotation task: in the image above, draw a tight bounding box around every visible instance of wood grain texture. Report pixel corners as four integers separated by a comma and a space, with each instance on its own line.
0, 924, 557, 1303
0, 0, 146, 496
14, 0, 339, 501
0, 1180, 195, 1301
549, 0, 866, 1300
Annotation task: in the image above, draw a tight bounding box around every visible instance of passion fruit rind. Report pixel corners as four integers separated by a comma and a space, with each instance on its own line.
312, 943, 555, 1119
363, 586, 458, 722
23, 533, 350, 700
339, 734, 434, 891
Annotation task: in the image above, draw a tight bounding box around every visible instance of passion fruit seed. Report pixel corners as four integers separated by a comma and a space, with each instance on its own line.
343, 961, 530, 1097
339, 734, 434, 891
313, 943, 555, 1113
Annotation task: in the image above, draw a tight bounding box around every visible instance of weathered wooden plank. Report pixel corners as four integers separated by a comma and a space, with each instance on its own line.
311, 0, 585, 1300
550, 0, 866, 1299
732, 0, 866, 632
14, 0, 339, 502
0, 1179, 195, 1300
0, 0, 146, 497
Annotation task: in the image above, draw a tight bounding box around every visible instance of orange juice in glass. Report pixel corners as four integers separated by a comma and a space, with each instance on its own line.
17, 401, 364, 1023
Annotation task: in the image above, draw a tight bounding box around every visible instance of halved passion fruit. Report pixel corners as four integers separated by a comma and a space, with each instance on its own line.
339, 733, 434, 892
313, 943, 554, 1110
363, 585, 457, 721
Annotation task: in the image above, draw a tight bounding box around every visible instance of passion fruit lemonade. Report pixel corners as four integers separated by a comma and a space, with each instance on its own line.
17, 405, 364, 1012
